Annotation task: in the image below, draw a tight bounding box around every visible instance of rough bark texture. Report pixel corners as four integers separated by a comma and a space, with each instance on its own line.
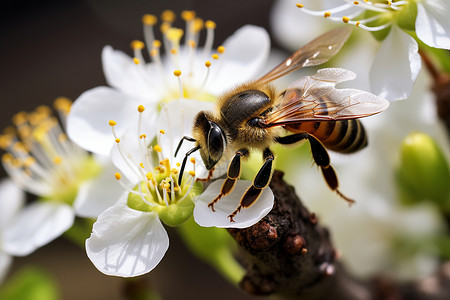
228, 171, 450, 300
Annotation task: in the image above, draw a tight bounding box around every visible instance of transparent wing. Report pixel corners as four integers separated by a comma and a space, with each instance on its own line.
265, 68, 390, 126
256, 27, 352, 85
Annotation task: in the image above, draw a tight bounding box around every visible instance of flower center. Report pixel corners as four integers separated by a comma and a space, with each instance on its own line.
0, 98, 100, 204
130, 10, 224, 104
110, 105, 202, 226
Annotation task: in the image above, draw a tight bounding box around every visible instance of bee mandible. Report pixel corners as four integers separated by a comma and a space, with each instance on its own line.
175, 27, 389, 222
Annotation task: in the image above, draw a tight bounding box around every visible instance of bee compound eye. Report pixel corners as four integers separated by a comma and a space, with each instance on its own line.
207, 123, 225, 156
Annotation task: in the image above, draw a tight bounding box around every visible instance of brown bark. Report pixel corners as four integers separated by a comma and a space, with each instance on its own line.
228, 171, 450, 299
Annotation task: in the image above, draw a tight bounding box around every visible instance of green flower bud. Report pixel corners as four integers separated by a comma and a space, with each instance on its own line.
397, 132, 450, 209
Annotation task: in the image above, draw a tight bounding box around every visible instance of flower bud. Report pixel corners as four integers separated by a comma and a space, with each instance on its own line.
397, 132, 450, 209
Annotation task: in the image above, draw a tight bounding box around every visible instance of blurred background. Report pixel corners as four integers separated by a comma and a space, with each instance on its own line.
0, 0, 277, 299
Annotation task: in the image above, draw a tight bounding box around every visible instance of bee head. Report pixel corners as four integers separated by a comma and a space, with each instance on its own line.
192, 111, 227, 170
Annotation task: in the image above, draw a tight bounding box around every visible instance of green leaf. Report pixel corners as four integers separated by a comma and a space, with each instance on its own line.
0, 267, 59, 300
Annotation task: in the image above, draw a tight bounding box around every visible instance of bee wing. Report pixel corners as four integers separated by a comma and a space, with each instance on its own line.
256, 27, 352, 85
265, 68, 390, 126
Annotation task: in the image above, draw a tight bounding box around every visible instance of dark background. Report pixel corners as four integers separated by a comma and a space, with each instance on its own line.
0, 0, 276, 299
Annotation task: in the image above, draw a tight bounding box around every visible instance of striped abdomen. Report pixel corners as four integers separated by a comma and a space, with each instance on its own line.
285, 119, 367, 154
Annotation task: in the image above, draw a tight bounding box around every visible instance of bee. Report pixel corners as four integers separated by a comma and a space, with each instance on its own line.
176, 27, 389, 222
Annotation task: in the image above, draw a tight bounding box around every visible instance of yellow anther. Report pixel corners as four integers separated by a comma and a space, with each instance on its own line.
142, 14, 157, 25
160, 22, 171, 34
163, 183, 170, 189
138, 105, 145, 113
188, 40, 197, 48
212, 54, 219, 60
131, 40, 145, 50
109, 120, 117, 126
53, 156, 62, 165
387, 0, 392, 5
190, 157, 196, 164
342, 16, 350, 23
205, 20, 216, 29
159, 160, 165, 166
24, 156, 36, 167
153, 144, 162, 152
2, 153, 13, 164
115, 172, 121, 180
170, 48, 178, 54
152, 40, 161, 48
296, 3, 304, 8
181, 10, 196, 21
193, 18, 204, 32
356, 21, 361, 27
158, 167, 165, 173
12, 112, 27, 125
36, 105, 51, 116
159, 129, 165, 134
140, 134, 146, 139
189, 170, 196, 177
146, 172, 153, 180
174, 187, 179, 192
53, 97, 72, 114
167, 27, 184, 41
58, 133, 68, 143
161, 10, 176, 23
324, 12, 331, 18
217, 46, 225, 53
133, 57, 140, 65
140, 162, 145, 168
354, 1, 359, 4
176, 162, 181, 167
150, 49, 158, 57
115, 138, 120, 143
173, 70, 182, 77
205, 61, 212, 68
171, 168, 178, 174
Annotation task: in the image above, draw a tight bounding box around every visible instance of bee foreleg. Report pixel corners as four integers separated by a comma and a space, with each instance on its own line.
228, 148, 274, 222
208, 149, 249, 212
307, 134, 355, 206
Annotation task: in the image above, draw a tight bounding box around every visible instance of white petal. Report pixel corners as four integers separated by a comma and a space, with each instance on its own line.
157, 99, 214, 179
0, 252, 12, 284
2, 202, 75, 256
206, 25, 270, 94
194, 180, 274, 229
67, 86, 147, 155
73, 159, 126, 218
86, 204, 169, 277
0, 179, 25, 228
369, 26, 421, 101
416, 1, 450, 49
102, 46, 163, 99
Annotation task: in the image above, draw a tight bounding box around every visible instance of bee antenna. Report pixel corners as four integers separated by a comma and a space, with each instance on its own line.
175, 136, 197, 157
178, 145, 201, 186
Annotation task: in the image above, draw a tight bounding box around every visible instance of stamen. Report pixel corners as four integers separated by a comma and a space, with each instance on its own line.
115, 172, 121, 180
142, 14, 157, 54
212, 54, 219, 60
203, 20, 216, 56
131, 40, 145, 63
217, 46, 225, 54
161, 10, 176, 23
153, 144, 162, 152
115, 138, 120, 143
173, 70, 183, 99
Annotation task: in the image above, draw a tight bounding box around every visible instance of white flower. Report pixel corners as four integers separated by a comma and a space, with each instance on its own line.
0, 99, 122, 256
277, 69, 446, 279
67, 10, 270, 156
276, 0, 450, 101
0, 179, 25, 284
86, 100, 274, 277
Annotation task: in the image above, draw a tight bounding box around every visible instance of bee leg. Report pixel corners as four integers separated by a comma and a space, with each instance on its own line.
196, 167, 215, 182
208, 149, 249, 212
307, 134, 355, 206
228, 148, 274, 222
276, 133, 354, 205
